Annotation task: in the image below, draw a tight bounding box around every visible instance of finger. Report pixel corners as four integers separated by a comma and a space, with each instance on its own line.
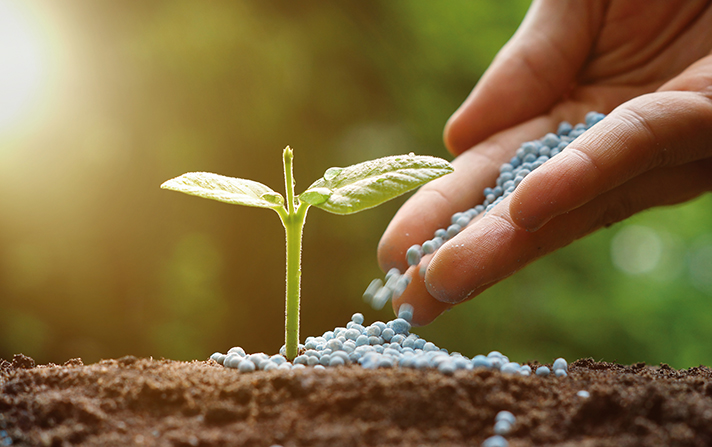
390, 260, 452, 327
444, 0, 603, 155
659, 54, 712, 94
392, 249, 501, 326
425, 157, 712, 305
378, 117, 558, 273
510, 90, 712, 232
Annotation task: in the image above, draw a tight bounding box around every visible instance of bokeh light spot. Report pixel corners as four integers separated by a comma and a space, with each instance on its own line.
610, 225, 662, 275
0, 0, 47, 133
688, 237, 712, 295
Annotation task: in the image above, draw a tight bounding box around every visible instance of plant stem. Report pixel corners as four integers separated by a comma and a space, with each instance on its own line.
280, 147, 309, 360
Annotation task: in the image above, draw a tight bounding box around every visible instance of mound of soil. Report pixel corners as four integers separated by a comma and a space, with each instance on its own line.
1, 354, 711, 446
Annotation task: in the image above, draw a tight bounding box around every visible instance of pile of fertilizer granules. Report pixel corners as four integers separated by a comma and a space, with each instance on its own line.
210, 308, 568, 378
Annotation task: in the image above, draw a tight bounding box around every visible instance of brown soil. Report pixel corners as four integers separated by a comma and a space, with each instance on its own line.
1, 354, 711, 447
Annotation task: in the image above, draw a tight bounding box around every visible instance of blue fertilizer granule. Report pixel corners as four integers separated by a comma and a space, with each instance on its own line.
211, 312, 568, 378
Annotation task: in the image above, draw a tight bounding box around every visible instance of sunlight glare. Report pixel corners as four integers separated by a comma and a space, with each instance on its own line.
0, 0, 47, 133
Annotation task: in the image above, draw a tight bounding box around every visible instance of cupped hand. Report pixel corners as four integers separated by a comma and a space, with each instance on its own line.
378, 0, 712, 325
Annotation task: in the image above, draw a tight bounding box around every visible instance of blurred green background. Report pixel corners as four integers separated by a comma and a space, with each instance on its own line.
1, 0, 710, 369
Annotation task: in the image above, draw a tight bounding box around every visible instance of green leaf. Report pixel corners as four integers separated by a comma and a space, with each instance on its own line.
161, 172, 284, 209
302, 154, 453, 215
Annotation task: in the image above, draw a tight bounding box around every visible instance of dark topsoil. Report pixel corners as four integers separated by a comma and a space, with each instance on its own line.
1, 354, 712, 447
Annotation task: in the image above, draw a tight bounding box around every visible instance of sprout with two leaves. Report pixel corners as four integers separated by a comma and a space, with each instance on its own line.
161, 147, 453, 360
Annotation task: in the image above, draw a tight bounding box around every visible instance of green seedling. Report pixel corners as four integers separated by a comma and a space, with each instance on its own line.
161, 146, 453, 360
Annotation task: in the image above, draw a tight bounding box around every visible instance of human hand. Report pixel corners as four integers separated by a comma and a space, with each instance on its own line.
378, 0, 712, 326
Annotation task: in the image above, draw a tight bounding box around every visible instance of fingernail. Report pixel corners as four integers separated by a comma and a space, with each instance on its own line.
425, 278, 473, 304
510, 201, 550, 232
410, 305, 448, 327
515, 215, 551, 233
